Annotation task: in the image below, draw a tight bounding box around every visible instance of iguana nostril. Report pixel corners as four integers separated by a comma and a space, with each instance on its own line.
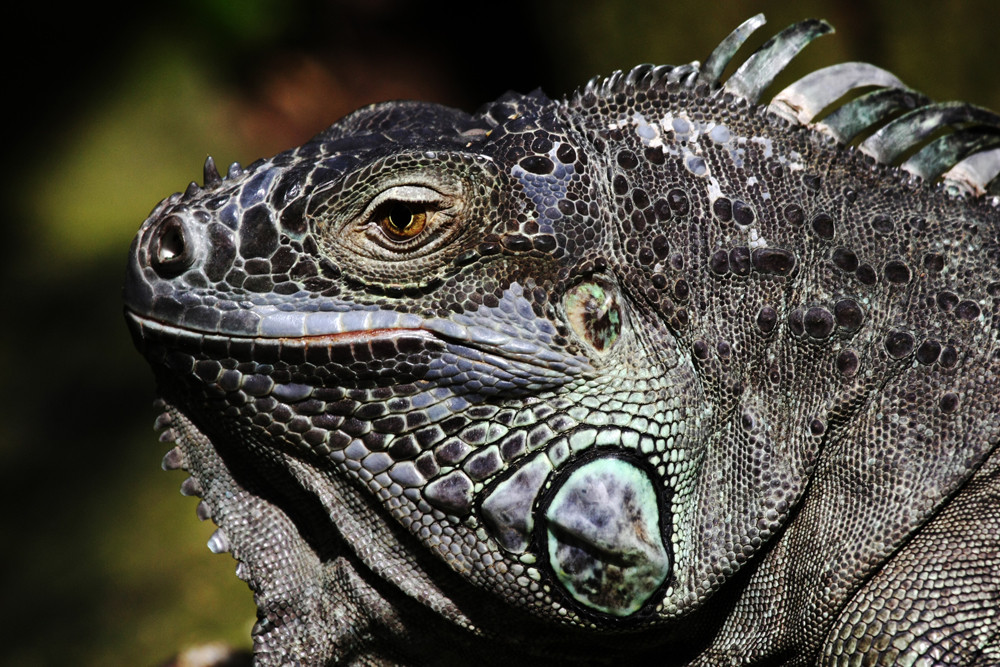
150, 215, 192, 275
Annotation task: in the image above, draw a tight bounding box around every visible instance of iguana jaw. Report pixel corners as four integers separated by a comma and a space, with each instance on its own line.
125, 308, 585, 395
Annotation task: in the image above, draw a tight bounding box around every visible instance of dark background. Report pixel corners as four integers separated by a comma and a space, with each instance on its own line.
3, 1, 998, 663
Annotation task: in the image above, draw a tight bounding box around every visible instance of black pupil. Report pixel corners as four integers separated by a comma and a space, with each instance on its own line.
388, 203, 413, 230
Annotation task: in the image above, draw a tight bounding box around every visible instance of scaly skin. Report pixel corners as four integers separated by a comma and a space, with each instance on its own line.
125, 16, 1000, 665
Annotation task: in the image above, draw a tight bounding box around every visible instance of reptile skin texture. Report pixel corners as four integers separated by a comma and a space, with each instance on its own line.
124, 16, 1000, 666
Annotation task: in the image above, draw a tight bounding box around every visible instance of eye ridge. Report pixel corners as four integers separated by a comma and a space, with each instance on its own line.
379, 201, 428, 241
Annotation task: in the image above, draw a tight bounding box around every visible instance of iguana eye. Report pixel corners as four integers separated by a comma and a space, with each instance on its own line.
317, 174, 479, 266
379, 202, 428, 240
356, 183, 458, 256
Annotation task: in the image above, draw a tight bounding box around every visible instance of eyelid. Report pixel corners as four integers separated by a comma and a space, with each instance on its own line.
361, 185, 449, 222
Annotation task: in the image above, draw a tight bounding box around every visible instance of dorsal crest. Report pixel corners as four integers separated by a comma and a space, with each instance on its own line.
571, 14, 1000, 196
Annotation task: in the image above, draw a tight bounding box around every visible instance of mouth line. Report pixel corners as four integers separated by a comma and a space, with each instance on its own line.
125, 308, 443, 351
125, 307, 588, 386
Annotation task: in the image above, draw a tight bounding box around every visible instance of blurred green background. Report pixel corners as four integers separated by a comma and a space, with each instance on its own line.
3, 0, 998, 664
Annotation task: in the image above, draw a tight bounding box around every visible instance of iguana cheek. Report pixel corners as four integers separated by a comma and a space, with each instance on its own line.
543, 455, 671, 617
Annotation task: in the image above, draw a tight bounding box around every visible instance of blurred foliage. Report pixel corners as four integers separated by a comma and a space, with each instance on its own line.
1, 0, 997, 664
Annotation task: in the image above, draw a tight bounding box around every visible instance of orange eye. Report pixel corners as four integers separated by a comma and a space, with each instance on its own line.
379, 202, 427, 240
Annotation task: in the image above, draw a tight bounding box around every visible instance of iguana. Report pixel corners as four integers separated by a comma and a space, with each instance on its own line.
124, 15, 1000, 665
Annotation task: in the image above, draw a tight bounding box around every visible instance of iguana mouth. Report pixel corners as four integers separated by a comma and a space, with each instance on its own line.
126, 309, 438, 357
126, 308, 584, 400
125, 298, 588, 370
125, 309, 444, 385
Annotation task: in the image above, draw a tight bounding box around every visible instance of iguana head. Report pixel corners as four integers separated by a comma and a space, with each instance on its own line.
125, 77, 714, 623
125, 14, 1000, 661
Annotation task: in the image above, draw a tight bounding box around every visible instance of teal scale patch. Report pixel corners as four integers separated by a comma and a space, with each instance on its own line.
544, 456, 670, 616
